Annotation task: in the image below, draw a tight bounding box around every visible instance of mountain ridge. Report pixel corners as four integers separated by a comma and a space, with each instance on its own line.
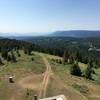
49, 30, 100, 38
0, 30, 100, 38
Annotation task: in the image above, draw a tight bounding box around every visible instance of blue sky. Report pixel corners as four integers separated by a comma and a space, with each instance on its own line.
0, 0, 100, 35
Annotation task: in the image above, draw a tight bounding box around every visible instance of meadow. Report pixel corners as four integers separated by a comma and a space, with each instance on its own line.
0, 51, 100, 100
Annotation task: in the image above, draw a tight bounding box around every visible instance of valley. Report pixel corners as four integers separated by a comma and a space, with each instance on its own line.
1, 0, 100, 100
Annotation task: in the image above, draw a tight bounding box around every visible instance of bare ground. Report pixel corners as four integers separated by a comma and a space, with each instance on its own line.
16, 54, 88, 100
17, 74, 43, 90
9, 53, 100, 100
38, 54, 52, 99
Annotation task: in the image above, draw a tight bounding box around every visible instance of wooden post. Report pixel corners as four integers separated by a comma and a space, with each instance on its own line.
34, 95, 38, 100
9, 76, 14, 83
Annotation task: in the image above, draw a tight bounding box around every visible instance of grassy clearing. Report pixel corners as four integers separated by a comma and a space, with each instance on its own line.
46, 75, 87, 100
93, 68, 100, 84
78, 62, 87, 71
0, 50, 46, 100
46, 54, 100, 100
0, 50, 45, 78
0, 51, 100, 100
72, 84, 89, 94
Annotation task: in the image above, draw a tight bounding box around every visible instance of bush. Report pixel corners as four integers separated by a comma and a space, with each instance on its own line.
31, 57, 34, 61
72, 84, 89, 94
0, 57, 4, 65
83, 66, 92, 79
18, 53, 21, 57
16, 50, 21, 57
7, 55, 11, 61
1, 51, 8, 60
11, 51, 17, 62
83, 62, 94, 80
70, 62, 82, 76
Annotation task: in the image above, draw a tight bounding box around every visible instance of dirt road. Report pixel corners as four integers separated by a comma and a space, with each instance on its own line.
11, 53, 89, 100
38, 54, 52, 99
14, 54, 51, 100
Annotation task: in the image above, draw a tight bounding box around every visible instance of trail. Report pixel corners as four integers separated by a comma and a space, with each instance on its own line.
52, 74, 88, 100
9, 53, 89, 100
17, 74, 42, 90
10, 97, 15, 100
10, 54, 51, 100
38, 54, 52, 99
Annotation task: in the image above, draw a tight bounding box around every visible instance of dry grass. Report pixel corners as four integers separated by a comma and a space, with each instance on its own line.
0, 51, 46, 100
47, 54, 100, 100
0, 51, 100, 100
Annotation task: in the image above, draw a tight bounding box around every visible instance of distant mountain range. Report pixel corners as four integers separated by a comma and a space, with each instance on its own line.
0, 32, 48, 37
0, 30, 100, 38
50, 30, 100, 38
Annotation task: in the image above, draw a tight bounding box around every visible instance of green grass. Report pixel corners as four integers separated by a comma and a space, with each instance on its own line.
0, 50, 46, 100
78, 62, 87, 71
47, 55, 100, 100
0, 50, 45, 78
93, 68, 100, 84
72, 83, 89, 94
0, 51, 100, 100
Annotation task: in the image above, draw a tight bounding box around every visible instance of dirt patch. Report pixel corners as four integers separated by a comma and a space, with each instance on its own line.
38, 54, 52, 99
46, 75, 88, 100
17, 74, 43, 91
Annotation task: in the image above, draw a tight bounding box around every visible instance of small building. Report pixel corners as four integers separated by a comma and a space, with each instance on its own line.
40, 95, 67, 100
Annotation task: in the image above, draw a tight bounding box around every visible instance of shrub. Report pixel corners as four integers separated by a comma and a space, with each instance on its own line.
31, 57, 34, 61
83, 62, 94, 80
70, 62, 82, 76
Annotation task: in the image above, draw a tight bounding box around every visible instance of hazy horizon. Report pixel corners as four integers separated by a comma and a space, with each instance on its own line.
0, 0, 100, 35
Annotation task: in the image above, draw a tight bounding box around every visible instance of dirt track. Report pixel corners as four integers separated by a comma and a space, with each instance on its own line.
38, 54, 52, 99
10, 53, 89, 100
12, 54, 51, 100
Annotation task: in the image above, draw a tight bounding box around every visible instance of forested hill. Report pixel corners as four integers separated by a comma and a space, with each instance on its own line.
0, 38, 41, 52
50, 30, 100, 38
0, 37, 100, 67
17, 37, 100, 64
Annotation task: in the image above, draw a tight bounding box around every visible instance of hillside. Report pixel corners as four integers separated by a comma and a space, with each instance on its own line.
0, 38, 100, 100
50, 30, 100, 38
0, 50, 100, 100
2, 30, 100, 40
18, 37, 100, 60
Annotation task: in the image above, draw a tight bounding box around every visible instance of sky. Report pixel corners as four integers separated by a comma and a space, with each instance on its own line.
0, 0, 100, 35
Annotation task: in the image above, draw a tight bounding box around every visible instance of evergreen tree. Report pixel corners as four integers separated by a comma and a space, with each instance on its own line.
1, 51, 8, 60
24, 47, 32, 55
75, 51, 82, 62
63, 50, 69, 64
69, 56, 74, 64
16, 50, 21, 57
82, 56, 88, 64
11, 51, 17, 62
70, 62, 82, 76
58, 59, 62, 64
24, 49, 27, 54
27, 48, 32, 55
83, 61, 94, 80
0, 57, 3, 65
31, 57, 34, 61
7, 55, 11, 61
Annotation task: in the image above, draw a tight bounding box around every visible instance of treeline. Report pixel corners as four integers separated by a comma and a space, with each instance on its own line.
63, 50, 99, 66
0, 38, 41, 65
0, 38, 99, 80
30, 37, 100, 67
39, 46, 100, 67
62, 49, 99, 80
50, 51, 97, 80
70, 61, 95, 80
0, 38, 38, 52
